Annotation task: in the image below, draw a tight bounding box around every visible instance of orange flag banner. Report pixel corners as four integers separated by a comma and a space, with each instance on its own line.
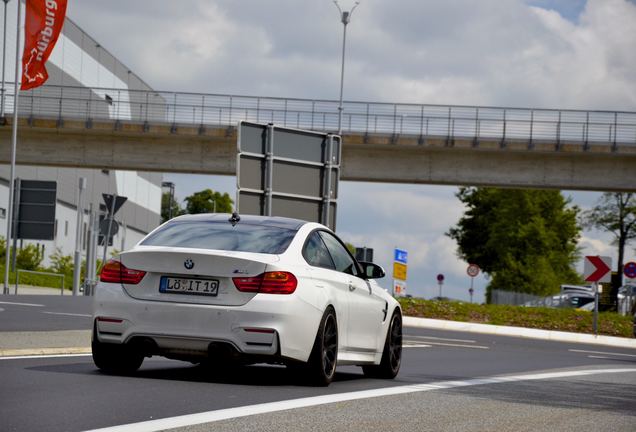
21, 0, 68, 91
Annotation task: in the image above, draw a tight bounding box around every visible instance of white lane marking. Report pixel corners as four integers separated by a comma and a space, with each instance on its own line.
588, 356, 611, 360
0, 301, 45, 307
405, 334, 477, 344
42, 311, 92, 317
0, 353, 91, 361
423, 341, 489, 350
403, 344, 432, 348
83, 368, 636, 432
570, 349, 636, 358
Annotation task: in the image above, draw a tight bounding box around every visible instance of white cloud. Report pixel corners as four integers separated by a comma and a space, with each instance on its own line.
67, 0, 635, 301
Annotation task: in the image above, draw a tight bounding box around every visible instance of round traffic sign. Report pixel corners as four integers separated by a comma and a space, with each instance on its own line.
624, 261, 636, 279
437, 273, 444, 283
99, 219, 119, 236
467, 263, 480, 278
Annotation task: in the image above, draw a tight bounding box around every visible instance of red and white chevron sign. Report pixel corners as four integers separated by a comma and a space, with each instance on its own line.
584, 256, 612, 283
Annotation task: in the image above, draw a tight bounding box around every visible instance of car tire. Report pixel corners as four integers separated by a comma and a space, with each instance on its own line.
306, 307, 338, 386
92, 327, 144, 374
362, 311, 402, 379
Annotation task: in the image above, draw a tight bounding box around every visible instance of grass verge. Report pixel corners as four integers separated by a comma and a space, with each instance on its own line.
399, 297, 633, 338
0, 266, 70, 291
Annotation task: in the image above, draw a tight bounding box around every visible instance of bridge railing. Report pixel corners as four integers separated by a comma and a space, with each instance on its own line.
2, 83, 635, 147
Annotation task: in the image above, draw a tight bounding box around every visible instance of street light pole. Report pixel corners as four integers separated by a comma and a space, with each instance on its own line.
1, 0, 10, 118
2, 0, 19, 295
333, 1, 359, 136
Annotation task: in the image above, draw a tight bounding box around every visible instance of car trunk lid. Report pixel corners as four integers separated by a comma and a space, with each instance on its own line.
117, 246, 280, 306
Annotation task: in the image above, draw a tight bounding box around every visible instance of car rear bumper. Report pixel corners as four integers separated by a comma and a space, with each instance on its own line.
93, 282, 322, 362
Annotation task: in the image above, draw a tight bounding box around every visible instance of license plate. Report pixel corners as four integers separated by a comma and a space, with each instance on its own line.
159, 276, 219, 296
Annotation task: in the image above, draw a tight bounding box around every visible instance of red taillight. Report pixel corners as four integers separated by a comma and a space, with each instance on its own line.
233, 271, 297, 294
100, 259, 146, 285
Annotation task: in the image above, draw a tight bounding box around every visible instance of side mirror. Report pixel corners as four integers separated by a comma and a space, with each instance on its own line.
359, 261, 385, 279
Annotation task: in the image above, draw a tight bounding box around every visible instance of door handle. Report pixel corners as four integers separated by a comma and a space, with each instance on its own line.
348, 283, 355, 291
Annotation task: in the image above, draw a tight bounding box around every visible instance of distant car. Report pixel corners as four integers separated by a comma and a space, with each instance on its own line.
577, 301, 595, 311
92, 214, 402, 385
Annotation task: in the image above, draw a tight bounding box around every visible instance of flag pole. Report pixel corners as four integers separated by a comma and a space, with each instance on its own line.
3, 0, 20, 295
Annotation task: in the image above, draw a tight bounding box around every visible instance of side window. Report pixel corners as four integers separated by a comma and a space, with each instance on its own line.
319, 231, 358, 276
303, 231, 335, 270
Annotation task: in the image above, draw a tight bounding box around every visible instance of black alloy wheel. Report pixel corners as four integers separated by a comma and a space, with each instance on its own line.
387, 313, 403, 373
306, 307, 338, 386
363, 311, 402, 379
321, 313, 338, 380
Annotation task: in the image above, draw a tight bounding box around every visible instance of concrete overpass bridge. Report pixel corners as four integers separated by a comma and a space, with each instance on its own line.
1, 84, 635, 191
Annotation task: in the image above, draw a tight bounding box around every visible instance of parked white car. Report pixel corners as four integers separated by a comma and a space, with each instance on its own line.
92, 213, 402, 385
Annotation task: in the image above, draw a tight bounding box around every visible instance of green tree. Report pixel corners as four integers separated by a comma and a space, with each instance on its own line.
447, 188, 581, 301
582, 193, 636, 301
161, 192, 185, 223
345, 243, 356, 256
184, 189, 233, 214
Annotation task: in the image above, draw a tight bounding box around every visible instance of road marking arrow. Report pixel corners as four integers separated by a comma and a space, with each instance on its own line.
584, 256, 612, 283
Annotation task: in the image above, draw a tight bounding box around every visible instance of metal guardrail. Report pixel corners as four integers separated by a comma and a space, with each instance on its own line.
15, 269, 65, 295
1, 83, 636, 147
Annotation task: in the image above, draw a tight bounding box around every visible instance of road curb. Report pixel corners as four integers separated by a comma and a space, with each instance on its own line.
0, 330, 92, 357
0, 347, 92, 357
404, 316, 636, 349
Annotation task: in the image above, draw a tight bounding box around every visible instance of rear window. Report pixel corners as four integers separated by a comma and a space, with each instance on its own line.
140, 221, 297, 254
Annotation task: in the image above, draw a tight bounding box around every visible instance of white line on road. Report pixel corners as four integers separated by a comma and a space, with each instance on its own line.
588, 356, 611, 360
404, 334, 477, 344
42, 312, 92, 317
569, 349, 636, 358
0, 301, 45, 307
83, 368, 636, 432
402, 343, 432, 348
423, 341, 489, 349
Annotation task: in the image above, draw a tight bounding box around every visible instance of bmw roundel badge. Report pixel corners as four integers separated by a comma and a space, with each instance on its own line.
184, 259, 194, 270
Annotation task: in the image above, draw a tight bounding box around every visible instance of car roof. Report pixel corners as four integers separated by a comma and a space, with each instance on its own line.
169, 213, 308, 230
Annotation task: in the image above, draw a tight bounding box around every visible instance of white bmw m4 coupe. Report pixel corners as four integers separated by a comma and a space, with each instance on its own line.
92, 213, 402, 385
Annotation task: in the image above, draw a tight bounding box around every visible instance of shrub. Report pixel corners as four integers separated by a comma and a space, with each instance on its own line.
16, 244, 43, 271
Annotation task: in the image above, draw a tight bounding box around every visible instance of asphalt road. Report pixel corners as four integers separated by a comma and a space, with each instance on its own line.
1, 296, 635, 431
0, 295, 93, 331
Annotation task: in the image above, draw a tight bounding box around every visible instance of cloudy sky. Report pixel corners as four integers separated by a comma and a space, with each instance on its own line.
65, 0, 636, 301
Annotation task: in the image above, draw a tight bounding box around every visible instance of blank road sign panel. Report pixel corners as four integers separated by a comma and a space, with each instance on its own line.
237, 121, 341, 229
239, 156, 266, 191
273, 161, 323, 197
239, 123, 267, 154
16, 180, 57, 240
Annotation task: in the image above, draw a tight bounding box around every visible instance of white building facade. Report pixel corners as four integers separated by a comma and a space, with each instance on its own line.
0, 1, 162, 268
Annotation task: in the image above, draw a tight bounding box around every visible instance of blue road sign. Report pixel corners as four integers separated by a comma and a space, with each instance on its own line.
394, 248, 408, 264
